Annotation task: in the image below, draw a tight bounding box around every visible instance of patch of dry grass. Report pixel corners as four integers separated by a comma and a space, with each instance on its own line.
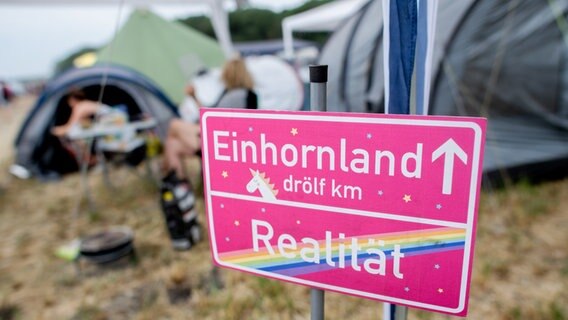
0, 98, 566, 319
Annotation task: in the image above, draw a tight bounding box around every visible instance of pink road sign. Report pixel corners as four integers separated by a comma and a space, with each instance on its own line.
201, 108, 486, 316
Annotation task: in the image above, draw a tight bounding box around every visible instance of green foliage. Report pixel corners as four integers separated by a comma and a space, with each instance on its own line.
506, 307, 522, 320
254, 277, 285, 298
548, 302, 566, 320
229, 8, 282, 42
70, 305, 106, 320
179, 0, 333, 45
179, 15, 216, 39
562, 258, 568, 277
505, 302, 567, 320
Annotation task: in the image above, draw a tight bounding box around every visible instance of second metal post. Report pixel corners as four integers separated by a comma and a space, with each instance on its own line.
309, 65, 328, 320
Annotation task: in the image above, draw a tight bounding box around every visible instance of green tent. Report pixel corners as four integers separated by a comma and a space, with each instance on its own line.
97, 9, 225, 104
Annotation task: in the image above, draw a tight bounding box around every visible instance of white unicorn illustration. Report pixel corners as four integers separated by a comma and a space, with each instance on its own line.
246, 169, 279, 201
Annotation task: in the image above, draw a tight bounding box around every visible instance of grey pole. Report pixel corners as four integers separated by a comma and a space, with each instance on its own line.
384, 304, 408, 320
309, 65, 327, 320
309, 65, 327, 112
311, 289, 325, 320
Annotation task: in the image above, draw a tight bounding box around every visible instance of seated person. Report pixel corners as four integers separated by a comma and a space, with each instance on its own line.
163, 57, 258, 179
159, 57, 258, 250
49, 89, 103, 167
52, 89, 105, 137
51, 89, 143, 167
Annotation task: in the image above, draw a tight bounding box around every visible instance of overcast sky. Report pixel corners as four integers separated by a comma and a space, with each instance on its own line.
0, 0, 308, 80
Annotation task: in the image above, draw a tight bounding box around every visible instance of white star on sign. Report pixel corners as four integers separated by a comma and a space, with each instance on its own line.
366, 133, 372, 139
436, 204, 442, 210
261, 208, 266, 213
220, 204, 224, 208
248, 126, 253, 132
434, 264, 440, 269
404, 287, 410, 292
378, 190, 384, 196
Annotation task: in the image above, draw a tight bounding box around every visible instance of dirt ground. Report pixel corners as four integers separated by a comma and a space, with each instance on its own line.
0, 97, 566, 320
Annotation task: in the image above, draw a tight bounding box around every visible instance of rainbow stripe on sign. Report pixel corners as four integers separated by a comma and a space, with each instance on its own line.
219, 227, 466, 277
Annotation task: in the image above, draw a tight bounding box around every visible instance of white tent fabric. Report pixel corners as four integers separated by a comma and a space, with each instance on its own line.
191, 55, 304, 112
319, 0, 568, 178
282, 0, 368, 59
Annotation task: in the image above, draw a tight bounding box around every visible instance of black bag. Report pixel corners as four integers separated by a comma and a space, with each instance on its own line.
160, 171, 201, 250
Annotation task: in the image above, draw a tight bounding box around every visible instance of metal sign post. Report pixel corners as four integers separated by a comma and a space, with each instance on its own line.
384, 303, 408, 320
309, 64, 327, 320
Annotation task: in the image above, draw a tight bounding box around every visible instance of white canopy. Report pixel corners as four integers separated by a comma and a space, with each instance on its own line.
282, 0, 368, 59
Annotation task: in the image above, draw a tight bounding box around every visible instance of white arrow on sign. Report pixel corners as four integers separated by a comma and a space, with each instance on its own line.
432, 138, 468, 195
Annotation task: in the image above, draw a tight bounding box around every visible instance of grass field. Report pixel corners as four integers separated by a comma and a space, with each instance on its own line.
0, 97, 566, 320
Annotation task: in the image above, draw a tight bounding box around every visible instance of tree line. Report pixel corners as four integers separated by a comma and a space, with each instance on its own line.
55, 0, 331, 74
179, 0, 332, 44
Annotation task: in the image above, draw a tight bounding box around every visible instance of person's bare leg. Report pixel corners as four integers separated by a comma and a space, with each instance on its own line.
164, 137, 189, 178
169, 119, 201, 154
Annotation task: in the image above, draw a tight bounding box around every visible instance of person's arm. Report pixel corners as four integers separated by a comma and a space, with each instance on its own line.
52, 101, 100, 137
185, 84, 203, 108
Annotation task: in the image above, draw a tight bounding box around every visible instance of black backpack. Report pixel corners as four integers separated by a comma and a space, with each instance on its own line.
159, 171, 201, 250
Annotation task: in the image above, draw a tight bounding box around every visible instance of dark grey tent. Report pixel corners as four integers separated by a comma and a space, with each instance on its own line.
319, 0, 568, 182
14, 65, 178, 179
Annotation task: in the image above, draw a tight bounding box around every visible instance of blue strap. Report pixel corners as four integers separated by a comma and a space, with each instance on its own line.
388, 0, 418, 115
415, 0, 429, 115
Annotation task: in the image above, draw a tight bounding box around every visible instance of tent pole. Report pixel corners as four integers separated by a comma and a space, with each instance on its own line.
207, 0, 235, 58
282, 21, 295, 60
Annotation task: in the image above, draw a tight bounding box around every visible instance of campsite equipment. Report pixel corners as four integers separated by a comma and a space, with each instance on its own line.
160, 171, 202, 250
55, 239, 81, 261
13, 65, 178, 180
318, 0, 568, 181
78, 226, 135, 265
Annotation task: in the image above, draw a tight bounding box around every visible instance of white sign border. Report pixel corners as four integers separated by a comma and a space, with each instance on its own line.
201, 111, 483, 315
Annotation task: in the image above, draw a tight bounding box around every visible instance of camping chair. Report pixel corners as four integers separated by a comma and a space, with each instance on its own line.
94, 108, 161, 188
61, 104, 160, 190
